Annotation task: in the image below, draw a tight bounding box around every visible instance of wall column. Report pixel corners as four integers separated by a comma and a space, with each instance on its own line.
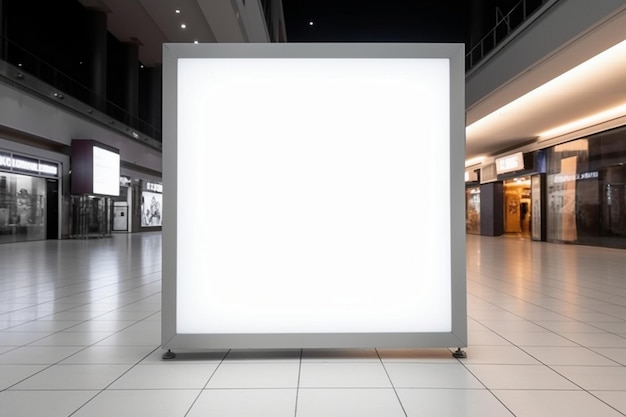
86, 9, 107, 111
123, 42, 139, 127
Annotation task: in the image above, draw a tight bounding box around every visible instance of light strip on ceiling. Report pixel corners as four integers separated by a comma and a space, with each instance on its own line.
538, 101, 626, 139
467, 38, 626, 140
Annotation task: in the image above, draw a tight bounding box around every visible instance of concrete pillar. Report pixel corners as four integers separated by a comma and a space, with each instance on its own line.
86, 9, 107, 111
123, 42, 139, 125
141, 65, 162, 139
0, 0, 7, 61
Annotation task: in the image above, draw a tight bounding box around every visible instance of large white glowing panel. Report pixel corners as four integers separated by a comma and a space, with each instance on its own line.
176, 58, 450, 334
92, 146, 120, 196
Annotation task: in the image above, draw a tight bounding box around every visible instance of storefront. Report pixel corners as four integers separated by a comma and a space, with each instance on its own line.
465, 169, 480, 235
139, 180, 162, 230
0, 150, 59, 243
546, 126, 626, 249
112, 176, 132, 232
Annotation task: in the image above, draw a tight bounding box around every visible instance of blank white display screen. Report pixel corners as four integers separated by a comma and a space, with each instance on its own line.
93, 146, 120, 196
176, 58, 451, 334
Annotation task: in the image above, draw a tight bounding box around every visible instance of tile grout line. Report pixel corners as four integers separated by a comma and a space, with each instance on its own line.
66, 346, 162, 417
375, 348, 409, 417
182, 349, 231, 417
294, 348, 303, 417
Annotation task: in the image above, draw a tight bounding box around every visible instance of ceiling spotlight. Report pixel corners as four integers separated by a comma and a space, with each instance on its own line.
181, 23, 186, 29
18, 63, 23, 67
175, 9, 181, 13
309, 21, 314, 26
194, 40, 198, 44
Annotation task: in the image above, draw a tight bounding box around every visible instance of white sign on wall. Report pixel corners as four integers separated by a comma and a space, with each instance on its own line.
162, 43, 467, 350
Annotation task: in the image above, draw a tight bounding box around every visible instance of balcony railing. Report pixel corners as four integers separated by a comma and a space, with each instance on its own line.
466, 0, 558, 71
0, 35, 161, 145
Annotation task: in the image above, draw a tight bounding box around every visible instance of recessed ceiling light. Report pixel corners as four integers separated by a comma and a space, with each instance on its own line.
194, 40, 198, 44
175, 9, 181, 13
309, 21, 314, 26
181, 23, 186, 29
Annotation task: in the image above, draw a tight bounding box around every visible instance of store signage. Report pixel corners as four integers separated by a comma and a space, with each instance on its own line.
465, 170, 478, 182
146, 182, 163, 193
553, 171, 599, 183
0, 152, 59, 176
496, 152, 524, 174
71, 140, 120, 197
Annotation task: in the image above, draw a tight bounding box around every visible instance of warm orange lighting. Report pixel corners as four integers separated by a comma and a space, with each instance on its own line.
538, 102, 626, 140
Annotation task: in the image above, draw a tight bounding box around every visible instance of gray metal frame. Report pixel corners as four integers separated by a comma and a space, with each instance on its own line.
162, 43, 466, 351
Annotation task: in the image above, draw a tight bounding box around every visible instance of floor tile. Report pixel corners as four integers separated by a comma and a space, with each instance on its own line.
3, 321, 83, 332
188, 389, 296, 417
0, 332, 49, 346
60, 346, 155, 364
532, 320, 607, 334
493, 390, 624, 417
0, 364, 48, 390
296, 388, 405, 417
551, 366, 626, 390
206, 363, 299, 388
10, 364, 132, 390
0, 346, 83, 364
590, 348, 626, 365
563, 333, 626, 348
397, 389, 514, 417
522, 346, 620, 365
70, 389, 199, 417
384, 363, 484, 389
460, 345, 540, 364
109, 364, 218, 389
467, 330, 513, 346
495, 331, 578, 346
299, 362, 391, 388
0, 390, 97, 417
63, 320, 136, 333
592, 391, 626, 414
465, 364, 578, 390
29, 331, 113, 346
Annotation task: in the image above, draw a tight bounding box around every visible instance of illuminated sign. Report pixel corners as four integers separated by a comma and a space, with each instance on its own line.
162, 43, 467, 350
553, 171, 599, 183
496, 152, 524, 174
146, 182, 163, 193
0, 152, 59, 176
71, 140, 120, 196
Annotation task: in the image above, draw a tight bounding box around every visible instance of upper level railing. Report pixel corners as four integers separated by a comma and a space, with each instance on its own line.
466, 0, 556, 71
0, 34, 161, 145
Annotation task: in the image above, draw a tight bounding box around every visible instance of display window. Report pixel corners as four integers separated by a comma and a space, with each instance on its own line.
0, 173, 47, 243
141, 190, 162, 227
546, 126, 626, 248
465, 187, 480, 234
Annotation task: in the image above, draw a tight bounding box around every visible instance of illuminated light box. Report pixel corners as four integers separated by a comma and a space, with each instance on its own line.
162, 43, 466, 350
71, 140, 120, 197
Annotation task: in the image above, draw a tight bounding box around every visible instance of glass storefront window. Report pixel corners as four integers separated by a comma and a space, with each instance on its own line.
0, 172, 47, 243
546, 127, 626, 248
465, 187, 480, 234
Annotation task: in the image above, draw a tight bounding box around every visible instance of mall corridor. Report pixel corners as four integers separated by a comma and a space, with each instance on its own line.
0, 233, 625, 416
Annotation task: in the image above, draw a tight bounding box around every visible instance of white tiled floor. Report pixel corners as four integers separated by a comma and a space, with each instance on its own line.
1, 233, 625, 416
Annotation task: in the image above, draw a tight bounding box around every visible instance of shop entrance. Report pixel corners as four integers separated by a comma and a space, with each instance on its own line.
503, 177, 531, 238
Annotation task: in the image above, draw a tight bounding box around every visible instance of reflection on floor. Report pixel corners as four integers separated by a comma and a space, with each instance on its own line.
1, 233, 625, 417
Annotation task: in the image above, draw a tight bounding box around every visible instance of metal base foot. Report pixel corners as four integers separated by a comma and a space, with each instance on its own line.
162, 349, 176, 360
452, 348, 467, 359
